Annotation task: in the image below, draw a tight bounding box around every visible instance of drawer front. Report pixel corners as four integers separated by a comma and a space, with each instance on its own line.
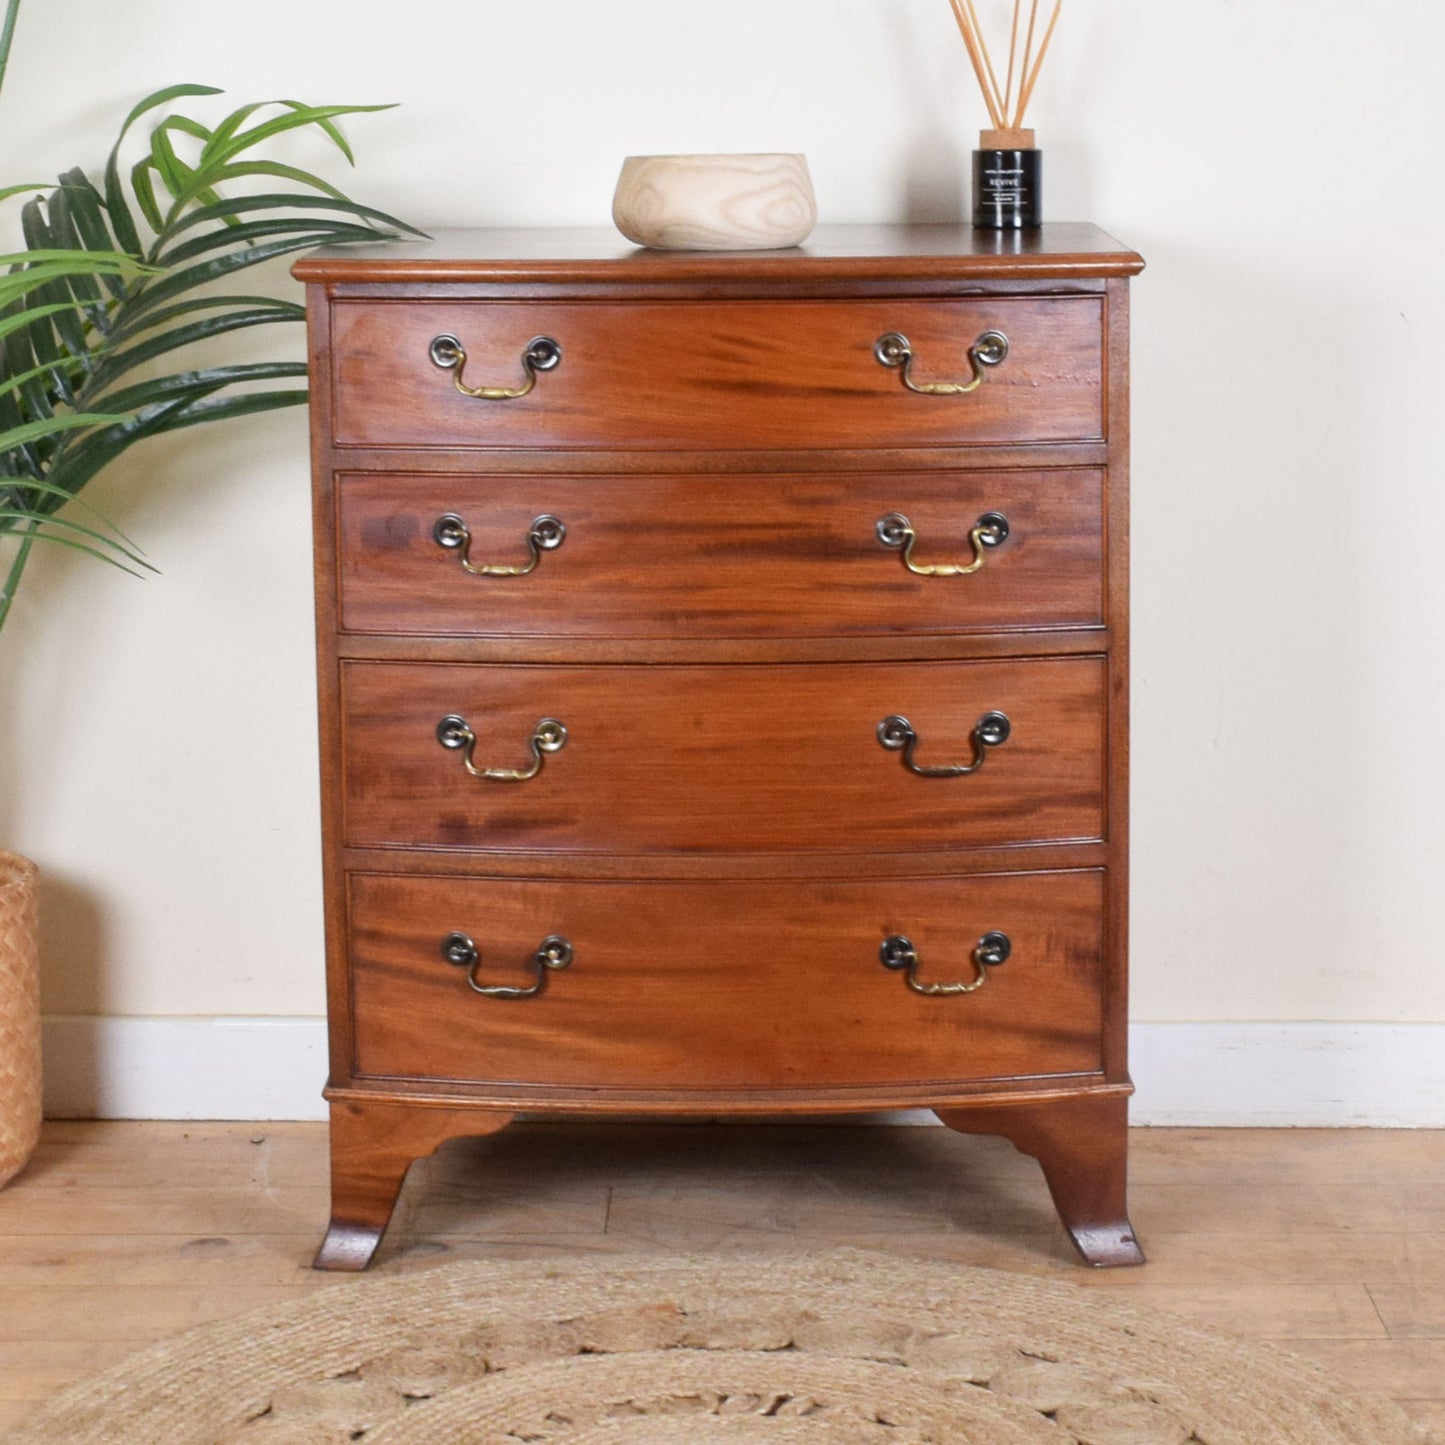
329, 298, 1103, 450
336, 468, 1104, 639
347, 870, 1106, 1089
340, 657, 1105, 855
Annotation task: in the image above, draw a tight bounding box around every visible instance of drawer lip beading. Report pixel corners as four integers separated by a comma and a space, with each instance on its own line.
330, 1075, 1118, 1106
324, 1077, 1131, 1114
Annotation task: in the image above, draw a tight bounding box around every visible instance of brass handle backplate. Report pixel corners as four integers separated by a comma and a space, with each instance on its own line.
880, 930, 1012, 996
877, 711, 1011, 777
441, 931, 574, 998
873, 329, 1009, 395
429, 333, 562, 400
436, 714, 567, 782
876, 510, 1009, 576
433, 512, 566, 576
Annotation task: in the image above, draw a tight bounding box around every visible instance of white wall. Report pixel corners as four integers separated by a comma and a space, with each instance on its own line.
4, 2, 1444, 1116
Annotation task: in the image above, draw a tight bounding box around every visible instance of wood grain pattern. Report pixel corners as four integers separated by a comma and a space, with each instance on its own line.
347, 869, 1106, 1089
335, 468, 1105, 640
314, 1099, 511, 1270
339, 656, 1106, 855
939, 1091, 1143, 1267
329, 297, 1104, 451
611, 154, 816, 251
292, 222, 1145, 285
1100, 276, 1132, 1086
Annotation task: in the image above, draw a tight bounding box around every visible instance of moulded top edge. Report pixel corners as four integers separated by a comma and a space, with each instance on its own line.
292, 223, 1146, 285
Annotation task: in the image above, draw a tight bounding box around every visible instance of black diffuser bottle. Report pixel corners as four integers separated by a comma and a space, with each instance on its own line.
973, 127, 1041, 229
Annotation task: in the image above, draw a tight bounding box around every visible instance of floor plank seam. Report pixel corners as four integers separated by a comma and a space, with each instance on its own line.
1363, 1283, 1393, 1338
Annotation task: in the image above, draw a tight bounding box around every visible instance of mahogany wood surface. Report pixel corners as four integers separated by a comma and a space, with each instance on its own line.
329, 297, 1103, 451
339, 656, 1106, 855
299, 225, 1142, 1269
336, 468, 1105, 640
1100, 277, 1134, 1087
937, 1090, 1144, 1268
346, 869, 1106, 1089
338, 839, 1109, 884
314, 1098, 512, 1270
336, 630, 1112, 669
293, 222, 1145, 285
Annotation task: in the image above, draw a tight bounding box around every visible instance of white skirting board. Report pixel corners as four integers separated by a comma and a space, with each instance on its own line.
43, 1016, 332, 1122
38, 1016, 1445, 1126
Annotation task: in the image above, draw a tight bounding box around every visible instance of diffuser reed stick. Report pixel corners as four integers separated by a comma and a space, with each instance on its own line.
1002, 1, 1023, 134
946, 0, 1002, 127
1013, 0, 1063, 131
1017, 0, 1042, 120
964, 0, 1007, 124
950, 0, 1062, 132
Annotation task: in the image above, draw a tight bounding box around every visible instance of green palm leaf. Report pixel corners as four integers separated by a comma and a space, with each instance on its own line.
88, 361, 307, 415
0, 0, 18, 100
0, 300, 97, 345
2, 475, 145, 543
156, 214, 402, 266
174, 159, 354, 206
104, 293, 305, 345
0, 508, 154, 572
200, 101, 393, 173
1, 67, 414, 630
118, 230, 383, 324
157, 192, 421, 256
1, 355, 88, 404
0, 252, 149, 307
44, 387, 307, 500
87, 304, 307, 391
0, 412, 129, 452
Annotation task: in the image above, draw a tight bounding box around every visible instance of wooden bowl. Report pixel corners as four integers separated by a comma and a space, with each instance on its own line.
612, 153, 817, 251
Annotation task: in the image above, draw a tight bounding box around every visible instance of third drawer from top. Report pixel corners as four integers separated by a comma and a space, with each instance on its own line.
339, 656, 1107, 856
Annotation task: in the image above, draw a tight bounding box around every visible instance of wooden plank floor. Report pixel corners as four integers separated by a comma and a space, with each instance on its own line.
0, 1121, 1442, 1436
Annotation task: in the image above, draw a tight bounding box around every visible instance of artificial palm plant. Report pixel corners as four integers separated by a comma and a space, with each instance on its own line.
0, 0, 416, 1190
0, 0, 417, 631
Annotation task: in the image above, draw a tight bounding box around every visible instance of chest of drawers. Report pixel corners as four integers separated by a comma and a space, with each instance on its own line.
294, 224, 1145, 1270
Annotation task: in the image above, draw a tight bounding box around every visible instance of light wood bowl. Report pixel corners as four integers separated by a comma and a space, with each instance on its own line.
612, 153, 817, 251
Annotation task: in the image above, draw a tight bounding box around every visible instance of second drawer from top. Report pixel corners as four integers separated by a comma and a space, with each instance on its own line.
335, 468, 1105, 640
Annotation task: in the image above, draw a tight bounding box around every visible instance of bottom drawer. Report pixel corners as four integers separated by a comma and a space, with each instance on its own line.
347, 870, 1106, 1091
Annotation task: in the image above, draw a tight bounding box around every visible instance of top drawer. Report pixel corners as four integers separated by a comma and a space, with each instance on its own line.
328, 297, 1104, 451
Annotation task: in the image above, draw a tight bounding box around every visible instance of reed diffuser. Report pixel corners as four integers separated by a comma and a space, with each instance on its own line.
948, 0, 1063, 228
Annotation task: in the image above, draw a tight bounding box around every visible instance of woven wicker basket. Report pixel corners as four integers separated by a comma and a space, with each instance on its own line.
0, 850, 41, 1188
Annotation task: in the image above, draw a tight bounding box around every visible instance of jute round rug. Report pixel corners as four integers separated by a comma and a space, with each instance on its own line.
5, 1250, 1432, 1444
